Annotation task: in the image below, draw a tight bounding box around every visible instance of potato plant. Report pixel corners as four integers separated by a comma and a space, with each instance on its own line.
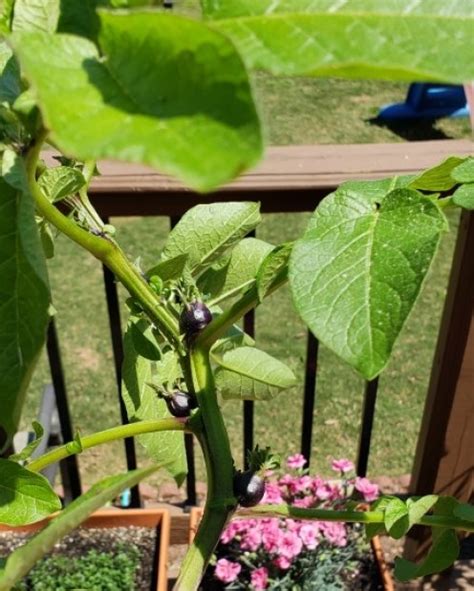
0, 1, 473, 590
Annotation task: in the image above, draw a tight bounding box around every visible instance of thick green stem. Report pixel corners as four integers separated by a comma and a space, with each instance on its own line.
174, 347, 236, 591
242, 504, 474, 533
25, 134, 182, 349
27, 418, 189, 473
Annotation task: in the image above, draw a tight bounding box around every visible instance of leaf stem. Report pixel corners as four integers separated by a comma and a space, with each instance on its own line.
242, 504, 474, 533
25, 132, 182, 349
196, 275, 287, 349
27, 418, 190, 473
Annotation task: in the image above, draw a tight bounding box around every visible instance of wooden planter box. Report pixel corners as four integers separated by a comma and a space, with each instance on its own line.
0, 508, 170, 591
189, 507, 395, 591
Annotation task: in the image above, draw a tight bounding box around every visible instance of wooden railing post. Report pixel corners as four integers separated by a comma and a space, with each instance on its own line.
405, 211, 474, 560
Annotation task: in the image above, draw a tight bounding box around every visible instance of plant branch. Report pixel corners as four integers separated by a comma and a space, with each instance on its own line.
25, 132, 182, 349
241, 504, 474, 533
174, 347, 236, 591
27, 418, 190, 473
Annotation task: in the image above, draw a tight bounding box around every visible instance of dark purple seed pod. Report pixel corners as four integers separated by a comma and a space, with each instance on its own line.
233, 470, 265, 507
165, 391, 194, 418
180, 302, 212, 337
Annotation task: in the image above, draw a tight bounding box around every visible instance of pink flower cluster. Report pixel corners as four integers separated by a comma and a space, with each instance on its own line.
213, 456, 379, 589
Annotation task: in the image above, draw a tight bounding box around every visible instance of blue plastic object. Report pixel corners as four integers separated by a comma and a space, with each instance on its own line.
378, 84, 469, 120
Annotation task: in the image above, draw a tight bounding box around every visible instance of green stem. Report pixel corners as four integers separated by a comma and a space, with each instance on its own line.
242, 504, 474, 533
25, 133, 182, 349
174, 347, 236, 591
27, 418, 189, 473
196, 275, 287, 349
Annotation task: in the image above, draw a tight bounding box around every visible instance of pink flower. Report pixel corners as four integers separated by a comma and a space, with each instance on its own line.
214, 559, 241, 583
280, 530, 303, 559
241, 528, 262, 551
299, 522, 320, 550
293, 475, 313, 493
354, 477, 379, 502
314, 483, 332, 500
286, 453, 306, 470
320, 521, 347, 546
274, 555, 292, 570
251, 566, 269, 590
331, 458, 355, 474
293, 495, 315, 508
262, 482, 284, 504
262, 522, 283, 553
220, 520, 247, 544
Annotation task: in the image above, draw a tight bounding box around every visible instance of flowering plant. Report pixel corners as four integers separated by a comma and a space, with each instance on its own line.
202, 456, 381, 590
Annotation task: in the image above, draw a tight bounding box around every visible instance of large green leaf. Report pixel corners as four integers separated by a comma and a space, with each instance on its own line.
201, 0, 474, 82
394, 529, 459, 582
384, 497, 409, 539
214, 346, 297, 401
0, 177, 50, 452
199, 237, 273, 302
0, 465, 159, 591
409, 156, 465, 192
0, 43, 21, 105
0, 459, 61, 526
162, 202, 261, 276
37, 166, 85, 202
122, 319, 186, 485
11, 11, 262, 192
290, 187, 447, 379
11, 0, 60, 33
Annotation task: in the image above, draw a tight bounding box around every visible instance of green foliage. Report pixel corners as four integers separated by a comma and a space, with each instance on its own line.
199, 237, 273, 303
256, 241, 292, 302
290, 186, 447, 379
201, 0, 474, 82
162, 202, 261, 276
0, 465, 159, 589
11, 11, 263, 191
37, 166, 85, 202
453, 184, 474, 210
0, 175, 50, 452
409, 156, 466, 191
16, 544, 140, 591
122, 319, 187, 485
0, 458, 61, 526
384, 497, 409, 539
11, 0, 59, 33
8, 420, 44, 462
213, 346, 297, 401
452, 157, 474, 183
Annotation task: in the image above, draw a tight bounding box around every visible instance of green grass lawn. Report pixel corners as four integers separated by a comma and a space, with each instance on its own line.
22, 76, 469, 488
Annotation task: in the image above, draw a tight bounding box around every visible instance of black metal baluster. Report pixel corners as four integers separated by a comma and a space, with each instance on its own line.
243, 310, 255, 469
356, 378, 380, 477
46, 320, 82, 503
102, 218, 140, 507
300, 331, 319, 468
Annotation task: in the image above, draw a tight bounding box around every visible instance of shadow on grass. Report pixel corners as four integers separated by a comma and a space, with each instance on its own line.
367, 117, 455, 141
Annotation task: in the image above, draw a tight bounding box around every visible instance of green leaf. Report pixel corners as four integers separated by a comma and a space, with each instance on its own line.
122, 319, 186, 485
199, 237, 273, 302
394, 529, 459, 582
0, 42, 21, 105
453, 502, 474, 522
130, 321, 160, 361
202, 0, 474, 82
365, 496, 392, 540
407, 495, 438, 528
65, 430, 83, 456
37, 218, 55, 259
384, 497, 409, 539
1, 147, 29, 191
409, 156, 465, 192
1, 0, 15, 33
57, 0, 100, 41
339, 176, 415, 204
0, 465, 159, 590
11, 0, 60, 33
452, 157, 474, 183
0, 177, 50, 452
37, 166, 85, 202
146, 254, 189, 283
289, 187, 447, 379
11, 11, 262, 192
9, 421, 44, 462
0, 459, 61, 525
452, 183, 474, 211
162, 202, 261, 276
214, 346, 297, 401
211, 314, 255, 356
256, 241, 293, 302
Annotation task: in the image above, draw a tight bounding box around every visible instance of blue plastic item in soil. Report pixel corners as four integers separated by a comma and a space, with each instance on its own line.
378, 84, 469, 120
